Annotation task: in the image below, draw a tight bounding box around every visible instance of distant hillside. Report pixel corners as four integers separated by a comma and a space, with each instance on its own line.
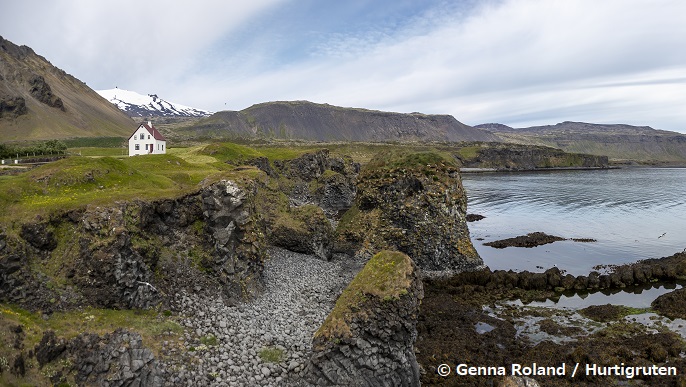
476, 121, 686, 163
454, 142, 608, 170
97, 88, 211, 118
179, 101, 500, 142
0, 36, 134, 142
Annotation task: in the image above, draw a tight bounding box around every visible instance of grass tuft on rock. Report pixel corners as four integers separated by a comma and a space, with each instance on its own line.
258, 346, 285, 363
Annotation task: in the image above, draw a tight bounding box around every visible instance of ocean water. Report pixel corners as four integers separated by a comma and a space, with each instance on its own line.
462, 167, 686, 275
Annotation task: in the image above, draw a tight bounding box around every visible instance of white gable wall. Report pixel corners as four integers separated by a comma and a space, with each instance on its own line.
128, 125, 166, 156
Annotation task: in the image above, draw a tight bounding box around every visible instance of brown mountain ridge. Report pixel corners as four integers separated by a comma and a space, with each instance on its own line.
179, 100, 501, 142
0, 36, 134, 142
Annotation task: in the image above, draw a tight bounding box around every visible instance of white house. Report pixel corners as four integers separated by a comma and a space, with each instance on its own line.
128, 121, 166, 156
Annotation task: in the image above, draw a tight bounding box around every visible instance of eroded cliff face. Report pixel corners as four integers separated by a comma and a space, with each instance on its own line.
336, 151, 484, 274
306, 250, 423, 387
0, 179, 265, 311
248, 149, 360, 260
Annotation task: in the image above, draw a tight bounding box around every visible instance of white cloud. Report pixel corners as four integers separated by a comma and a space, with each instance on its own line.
1, 0, 285, 89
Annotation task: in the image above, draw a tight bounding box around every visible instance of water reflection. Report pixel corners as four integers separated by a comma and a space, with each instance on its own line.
514, 282, 683, 309
462, 168, 686, 275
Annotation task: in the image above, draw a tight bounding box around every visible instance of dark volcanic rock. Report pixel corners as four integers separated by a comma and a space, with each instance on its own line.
281, 149, 331, 181
28, 75, 65, 111
71, 230, 160, 309
20, 222, 57, 251
307, 251, 423, 386
466, 213, 485, 222
260, 150, 359, 259
244, 156, 275, 176
200, 180, 265, 301
0, 96, 27, 118
69, 329, 162, 386
35, 330, 67, 367
458, 142, 608, 170
314, 171, 357, 217
484, 232, 566, 248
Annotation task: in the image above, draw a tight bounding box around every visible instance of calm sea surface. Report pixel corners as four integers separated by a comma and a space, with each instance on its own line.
462, 168, 686, 275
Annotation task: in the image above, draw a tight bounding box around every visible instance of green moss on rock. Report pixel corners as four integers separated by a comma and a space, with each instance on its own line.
316, 250, 413, 340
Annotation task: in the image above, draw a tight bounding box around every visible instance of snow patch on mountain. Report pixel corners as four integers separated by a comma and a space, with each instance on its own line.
97, 88, 211, 117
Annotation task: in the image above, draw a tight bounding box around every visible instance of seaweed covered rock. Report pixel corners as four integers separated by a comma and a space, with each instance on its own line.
306, 250, 423, 386
652, 287, 686, 320
484, 232, 566, 248
336, 150, 483, 273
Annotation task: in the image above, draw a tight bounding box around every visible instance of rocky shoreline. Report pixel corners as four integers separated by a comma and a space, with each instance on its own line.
418, 251, 686, 386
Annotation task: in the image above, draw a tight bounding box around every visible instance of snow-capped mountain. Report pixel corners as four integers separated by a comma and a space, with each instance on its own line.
97, 88, 211, 117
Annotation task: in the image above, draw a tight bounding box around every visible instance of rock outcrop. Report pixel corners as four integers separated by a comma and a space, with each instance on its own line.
306, 250, 423, 386
69, 329, 162, 386
0, 96, 27, 118
199, 180, 265, 300
28, 75, 64, 111
336, 150, 484, 273
253, 149, 360, 260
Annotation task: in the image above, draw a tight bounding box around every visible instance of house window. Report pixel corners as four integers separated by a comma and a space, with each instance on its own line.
148, 135, 151, 139
135, 144, 140, 150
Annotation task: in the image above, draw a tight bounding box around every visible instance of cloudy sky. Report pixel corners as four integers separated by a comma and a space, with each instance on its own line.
2, 0, 686, 132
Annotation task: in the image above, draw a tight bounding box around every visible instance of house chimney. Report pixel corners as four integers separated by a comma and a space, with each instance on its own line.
148, 121, 152, 127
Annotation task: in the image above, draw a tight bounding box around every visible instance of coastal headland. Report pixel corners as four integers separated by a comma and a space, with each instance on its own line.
1, 141, 685, 386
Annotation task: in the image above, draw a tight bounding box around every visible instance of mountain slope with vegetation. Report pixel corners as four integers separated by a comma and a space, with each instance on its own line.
0, 36, 134, 142
477, 121, 686, 163
177, 100, 501, 142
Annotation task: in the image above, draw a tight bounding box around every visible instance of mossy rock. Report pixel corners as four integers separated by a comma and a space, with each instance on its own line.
315, 250, 414, 340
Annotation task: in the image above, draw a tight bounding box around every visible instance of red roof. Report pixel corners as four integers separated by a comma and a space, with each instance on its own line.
128, 123, 166, 141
